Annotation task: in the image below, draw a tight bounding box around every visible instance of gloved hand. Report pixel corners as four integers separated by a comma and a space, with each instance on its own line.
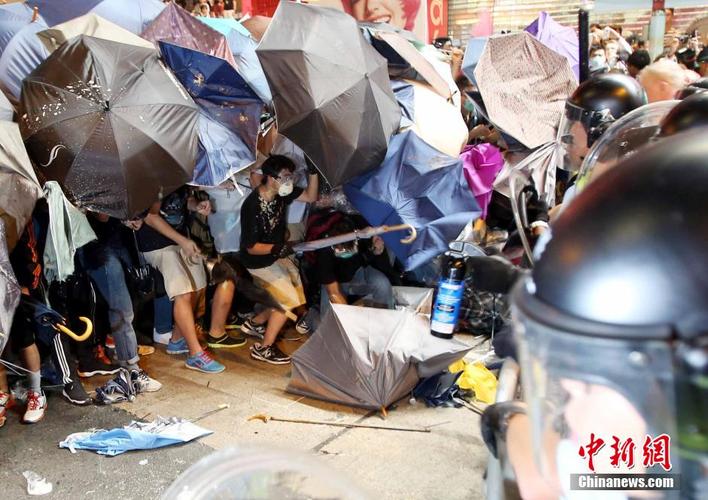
466, 255, 522, 294
305, 156, 319, 175
271, 242, 294, 259
522, 185, 549, 224
480, 401, 527, 458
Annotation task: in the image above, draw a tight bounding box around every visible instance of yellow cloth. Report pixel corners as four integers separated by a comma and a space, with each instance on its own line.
449, 359, 497, 404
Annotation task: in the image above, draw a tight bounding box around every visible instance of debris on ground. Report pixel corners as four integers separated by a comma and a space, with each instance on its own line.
23, 471, 53, 496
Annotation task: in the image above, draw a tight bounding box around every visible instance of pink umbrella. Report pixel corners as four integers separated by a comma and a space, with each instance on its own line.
460, 143, 504, 219
141, 2, 237, 69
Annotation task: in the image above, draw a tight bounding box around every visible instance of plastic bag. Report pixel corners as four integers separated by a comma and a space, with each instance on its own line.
449, 359, 497, 404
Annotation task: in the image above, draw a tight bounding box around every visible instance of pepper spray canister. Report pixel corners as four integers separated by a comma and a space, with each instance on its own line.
430, 251, 466, 339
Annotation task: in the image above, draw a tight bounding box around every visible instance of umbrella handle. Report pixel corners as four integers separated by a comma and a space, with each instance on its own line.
54, 317, 93, 342
381, 224, 417, 244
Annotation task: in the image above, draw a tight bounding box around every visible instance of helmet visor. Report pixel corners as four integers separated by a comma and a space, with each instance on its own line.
511, 278, 679, 491
558, 103, 592, 173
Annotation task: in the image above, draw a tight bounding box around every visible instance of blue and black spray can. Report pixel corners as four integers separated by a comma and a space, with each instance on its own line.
431, 252, 466, 339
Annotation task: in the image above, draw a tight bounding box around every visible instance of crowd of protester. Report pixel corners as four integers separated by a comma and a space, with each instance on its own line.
1, 6, 705, 429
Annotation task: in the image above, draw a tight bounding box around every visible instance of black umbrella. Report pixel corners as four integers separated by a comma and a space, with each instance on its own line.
256, 2, 400, 188
20, 35, 199, 219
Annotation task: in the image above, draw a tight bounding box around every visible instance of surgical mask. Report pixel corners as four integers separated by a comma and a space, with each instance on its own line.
463, 100, 476, 113
589, 56, 606, 71
277, 180, 294, 197
335, 250, 357, 259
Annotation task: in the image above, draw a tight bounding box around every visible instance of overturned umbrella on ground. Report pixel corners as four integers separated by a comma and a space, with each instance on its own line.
0, 121, 43, 252
257, 2, 400, 187
344, 130, 481, 271
0, 3, 48, 101
159, 41, 263, 187
20, 35, 199, 219
287, 288, 472, 411
25, 0, 164, 34
36, 12, 155, 53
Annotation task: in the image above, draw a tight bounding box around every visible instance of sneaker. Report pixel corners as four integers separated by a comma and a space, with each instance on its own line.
62, 381, 92, 406
138, 345, 155, 356
78, 356, 121, 378
185, 351, 225, 374
240, 319, 266, 340
295, 315, 312, 335
95, 369, 136, 405
0, 391, 10, 428
130, 369, 162, 393
95, 345, 114, 366
153, 329, 172, 346
206, 333, 247, 349
166, 337, 189, 355
250, 343, 291, 365
23, 390, 47, 424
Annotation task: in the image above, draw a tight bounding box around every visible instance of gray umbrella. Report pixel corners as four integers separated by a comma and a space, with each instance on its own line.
0, 91, 13, 120
287, 288, 472, 410
0, 219, 21, 357
256, 2, 400, 187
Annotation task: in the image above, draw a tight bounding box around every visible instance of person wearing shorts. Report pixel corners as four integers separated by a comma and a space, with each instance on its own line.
239, 155, 319, 364
135, 187, 226, 373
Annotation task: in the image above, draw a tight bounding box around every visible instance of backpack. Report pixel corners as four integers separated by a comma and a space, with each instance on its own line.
303, 210, 347, 265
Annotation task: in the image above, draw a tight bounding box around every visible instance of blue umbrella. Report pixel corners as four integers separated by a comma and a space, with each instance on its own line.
391, 80, 414, 128
25, 0, 164, 34
0, 4, 48, 101
159, 41, 264, 187
198, 16, 272, 104
461, 36, 487, 87
344, 130, 482, 271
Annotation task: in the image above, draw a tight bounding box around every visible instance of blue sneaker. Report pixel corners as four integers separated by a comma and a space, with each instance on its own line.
166, 337, 189, 355
185, 351, 225, 374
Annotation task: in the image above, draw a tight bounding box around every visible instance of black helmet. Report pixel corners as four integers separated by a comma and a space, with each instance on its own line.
565, 73, 647, 146
513, 131, 707, 495
676, 76, 708, 100
659, 92, 708, 137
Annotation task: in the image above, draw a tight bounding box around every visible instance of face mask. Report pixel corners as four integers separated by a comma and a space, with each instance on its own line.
277, 180, 294, 197
335, 250, 356, 259
589, 56, 606, 70
463, 100, 476, 113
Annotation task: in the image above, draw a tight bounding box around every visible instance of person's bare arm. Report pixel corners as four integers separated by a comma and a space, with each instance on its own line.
297, 173, 319, 203
324, 281, 347, 305
143, 201, 201, 258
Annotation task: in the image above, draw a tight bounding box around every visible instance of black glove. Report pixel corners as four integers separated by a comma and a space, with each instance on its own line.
480, 401, 527, 458
271, 242, 294, 259
466, 255, 522, 294
305, 156, 319, 175
523, 185, 549, 224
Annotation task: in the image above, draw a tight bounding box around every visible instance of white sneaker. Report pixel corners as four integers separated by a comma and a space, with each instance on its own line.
0, 391, 10, 428
131, 369, 162, 393
153, 329, 172, 346
23, 390, 47, 424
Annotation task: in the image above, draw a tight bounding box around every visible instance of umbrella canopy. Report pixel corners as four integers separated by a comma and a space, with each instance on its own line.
257, 2, 400, 187
0, 4, 48, 101
460, 143, 504, 219
25, 0, 164, 34
0, 89, 13, 120
393, 79, 467, 158
0, 219, 21, 357
474, 32, 576, 149
142, 2, 237, 69
344, 130, 481, 271
159, 41, 263, 187
525, 12, 579, 81
20, 35, 199, 219
0, 121, 43, 252
461, 36, 487, 86
240, 15, 270, 42
287, 294, 472, 410
199, 16, 272, 104
37, 13, 155, 53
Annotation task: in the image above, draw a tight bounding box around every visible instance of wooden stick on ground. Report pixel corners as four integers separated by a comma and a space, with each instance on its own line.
248, 413, 439, 433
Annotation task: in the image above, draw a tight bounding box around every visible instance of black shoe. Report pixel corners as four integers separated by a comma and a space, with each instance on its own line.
78, 356, 121, 378
206, 333, 247, 349
62, 381, 93, 406
250, 343, 291, 365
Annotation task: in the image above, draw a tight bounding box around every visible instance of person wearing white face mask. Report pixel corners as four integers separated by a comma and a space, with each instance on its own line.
239, 155, 319, 365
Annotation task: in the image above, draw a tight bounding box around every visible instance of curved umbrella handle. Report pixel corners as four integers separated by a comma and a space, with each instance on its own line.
381, 224, 417, 244
54, 317, 93, 342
